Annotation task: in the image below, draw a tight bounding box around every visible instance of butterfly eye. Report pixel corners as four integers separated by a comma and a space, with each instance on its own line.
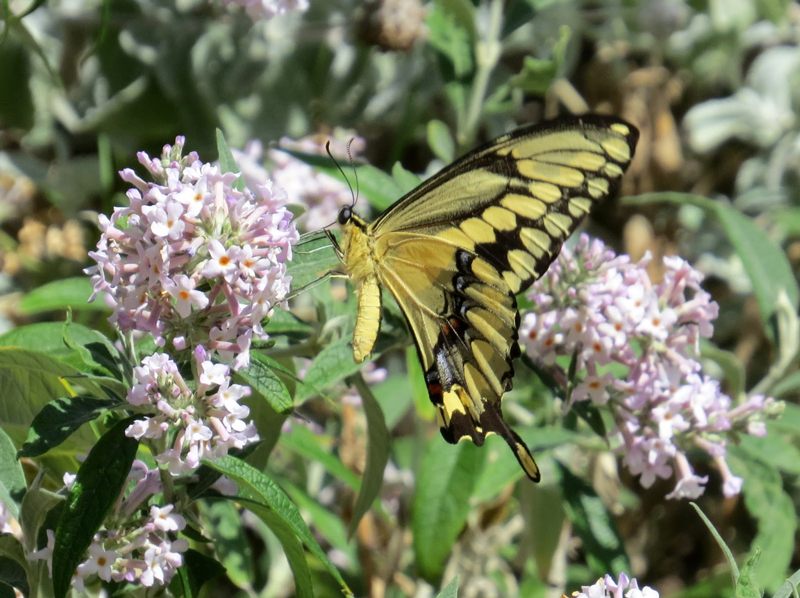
337, 207, 352, 225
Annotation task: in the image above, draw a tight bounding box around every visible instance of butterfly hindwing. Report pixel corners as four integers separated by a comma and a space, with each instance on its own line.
374, 231, 541, 480
340, 115, 639, 481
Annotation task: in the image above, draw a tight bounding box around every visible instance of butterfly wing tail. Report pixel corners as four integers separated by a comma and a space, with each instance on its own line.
480, 403, 541, 482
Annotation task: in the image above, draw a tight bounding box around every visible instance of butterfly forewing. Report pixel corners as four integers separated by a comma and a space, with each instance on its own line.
345, 115, 639, 482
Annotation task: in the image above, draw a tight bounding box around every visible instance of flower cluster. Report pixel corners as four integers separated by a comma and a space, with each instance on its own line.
86, 136, 298, 369
230, 130, 366, 232
31, 461, 188, 591
125, 349, 259, 475
566, 573, 659, 598
520, 234, 778, 499
221, 0, 309, 21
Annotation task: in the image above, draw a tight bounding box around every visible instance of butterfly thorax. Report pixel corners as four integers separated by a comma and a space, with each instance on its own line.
338, 208, 382, 363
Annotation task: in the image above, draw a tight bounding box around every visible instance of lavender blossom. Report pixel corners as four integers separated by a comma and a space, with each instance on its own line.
566, 573, 659, 598
520, 234, 779, 499
86, 136, 298, 369
124, 350, 259, 474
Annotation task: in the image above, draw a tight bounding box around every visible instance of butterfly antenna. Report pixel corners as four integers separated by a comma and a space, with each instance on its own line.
346, 138, 359, 209
326, 140, 357, 209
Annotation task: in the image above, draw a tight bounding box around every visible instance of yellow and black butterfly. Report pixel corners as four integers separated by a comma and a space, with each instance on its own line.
331, 115, 638, 482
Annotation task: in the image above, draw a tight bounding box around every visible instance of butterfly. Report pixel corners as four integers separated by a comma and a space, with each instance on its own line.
332, 115, 638, 481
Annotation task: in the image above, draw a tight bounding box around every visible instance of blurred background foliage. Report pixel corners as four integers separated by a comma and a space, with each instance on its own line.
1, 0, 800, 597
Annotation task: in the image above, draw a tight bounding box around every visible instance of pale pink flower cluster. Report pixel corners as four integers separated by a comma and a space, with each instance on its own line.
221, 0, 308, 20
568, 573, 659, 598
230, 130, 367, 232
30, 461, 188, 591
520, 234, 777, 499
86, 136, 298, 370
124, 349, 258, 475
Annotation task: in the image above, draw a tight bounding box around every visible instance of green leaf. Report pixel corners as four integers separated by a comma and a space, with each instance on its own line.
0, 348, 95, 449
736, 548, 763, 598
347, 375, 390, 538
0, 428, 26, 519
391, 162, 422, 195
52, 417, 139, 598
0, 534, 29, 597
437, 0, 476, 41
18, 396, 119, 458
426, 2, 474, 78
20, 485, 61, 555
277, 476, 358, 568
216, 128, 244, 191
236, 353, 293, 415
436, 575, 460, 598
0, 539, 28, 598
509, 56, 558, 94
286, 232, 341, 292
768, 402, 800, 437
700, 341, 745, 400
264, 309, 313, 335
235, 497, 315, 598
570, 400, 607, 438
279, 425, 361, 490
0, 322, 112, 376
509, 28, 569, 93
168, 548, 226, 598
295, 338, 365, 403
473, 428, 576, 502
427, 120, 455, 163
728, 446, 796, 592
62, 319, 123, 381
690, 502, 739, 587
196, 500, 254, 588
16, 278, 108, 315
738, 431, 800, 475
772, 567, 800, 598
770, 372, 800, 400
202, 455, 351, 594
413, 434, 485, 583
407, 345, 436, 421
557, 462, 631, 577
621, 193, 800, 325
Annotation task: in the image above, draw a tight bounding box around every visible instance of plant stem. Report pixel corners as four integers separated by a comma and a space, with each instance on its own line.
461, 0, 504, 149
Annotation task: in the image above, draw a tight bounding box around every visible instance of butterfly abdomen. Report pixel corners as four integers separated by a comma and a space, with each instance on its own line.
340, 214, 382, 363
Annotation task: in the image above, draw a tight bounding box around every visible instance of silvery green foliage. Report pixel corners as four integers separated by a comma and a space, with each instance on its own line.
677, 5, 800, 209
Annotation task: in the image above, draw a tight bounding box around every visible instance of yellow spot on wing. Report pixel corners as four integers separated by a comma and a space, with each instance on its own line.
536, 151, 606, 170
443, 390, 467, 424
516, 443, 540, 481
482, 206, 517, 231
518, 160, 584, 187
497, 131, 603, 157
460, 218, 496, 243
503, 270, 522, 293
467, 308, 509, 354
501, 194, 547, 220
520, 227, 552, 256
464, 363, 493, 412
587, 177, 610, 198
508, 249, 539, 279
528, 181, 563, 203
471, 258, 504, 288
610, 123, 631, 136
568, 197, 592, 216
601, 137, 632, 162
439, 227, 476, 251
544, 213, 573, 236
